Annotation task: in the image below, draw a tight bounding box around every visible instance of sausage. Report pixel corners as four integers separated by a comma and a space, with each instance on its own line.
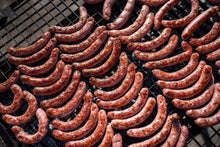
128, 113, 179, 147
138, 0, 169, 6
207, 48, 220, 61
182, 6, 220, 40
8, 38, 57, 66
54, 17, 94, 42
127, 95, 167, 138
157, 61, 206, 89
161, 0, 199, 28
215, 60, 220, 68
59, 26, 106, 53
108, 5, 149, 37
194, 108, 220, 128
111, 97, 156, 130
72, 35, 113, 70
89, 52, 129, 88
11, 108, 48, 144
112, 133, 123, 147
96, 72, 143, 110
145, 41, 193, 69
186, 83, 220, 119
163, 65, 212, 99
107, 0, 135, 30
83, 0, 104, 4
65, 109, 107, 147
17, 48, 59, 76
94, 55, 135, 100
134, 34, 178, 61
189, 22, 220, 46
176, 125, 189, 147
2, 90, 38, 125
103, 0, 118, 20
208, 0, 220, 4
60, 31, 107, 62
46, 81, 86, 118
99, 123, 114, 147
40, 70, 81, 109
0, 70, 20, 93
20, 60, 65, 87
152, 53, 199, 81
49, 6, 88, 34
107, 88, 148, 119
0, 84, 23, 114
51, 91, 92, 131
7, 31, 51, 57
82, 37, 121, 77
172, 75, 214, 110
119, 12, 154, 44
33, 65, 72, 96
52, 103, 98, 141
196, 37, 220, 54
127, 28, 172, 51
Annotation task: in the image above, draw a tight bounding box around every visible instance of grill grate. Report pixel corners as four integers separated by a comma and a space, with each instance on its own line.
0, 0, 219, 147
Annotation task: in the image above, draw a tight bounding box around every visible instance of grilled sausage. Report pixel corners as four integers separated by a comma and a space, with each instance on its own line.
138, 0, 169, 6
103, 0, 118, 20
207, 48, 220, 61
83, 0, 104, 4
176, 125, 189, 147
215, 60, 220, 68
196, 37, 220, 54
208, 0, 220, 4
99, 123, 114, 147
112, 133, 123, 147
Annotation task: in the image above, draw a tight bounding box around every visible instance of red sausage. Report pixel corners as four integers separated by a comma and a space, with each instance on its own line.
103, 0, 118, 20
112, 133, 123, 147
83, 0, 104, 4
176, 126, 189, 147
99, 123, 114, 147
215, 60, 220, 68
208, 0, 220, 4
207, 48, 220, 61
138, 0, 169, 6
196, 37, 220, 54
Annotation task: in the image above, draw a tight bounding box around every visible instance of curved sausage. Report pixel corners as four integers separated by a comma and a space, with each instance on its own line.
215, 60, 220, 68
119, 12, 154, 44
152, 53, 199, 81
46, 81, 86, 118
33, 64, 72, 96
127, 95, 167, 138
128, 113, 179, 147
103, 0, 118, 20
0, 84, 23, 114
196, 37, 220, 54
20, 60, 65, 87
107, 0, 135, 30
163, 65, 212, 99
145, 41, 193, 69
7, 31, 51, 57
0, 70, 20, 93
40, 70, 80, 109
89, 52, 129, 88
128, 28, 172, 51
55, 17, 94, 42
186, 83, 220, 119
65, 109, 107, 147
107, 88, 148, 119
51, 91, 92, 131
112, 133, 123, 147
17, 48, 59, 76
176, 125, 189, 147
49, 6, 88, 34
161, 0, 199, 28
8, 38, 57, 66
2, 90, 38, 125
83, 0, 104, 4
71, 35, 113, 70
138, 0, 169, 6
208, 0, 220, 4
157, 61, 206, 89
99, 123, 114, 147
11, 108, 48, 144
82, 37, 121, 77
59, 26, 106, 53
189, 22, 220, 46
52, 103, 98, 141
108, 5, 149, 37
96, 72, 143, 110
94, 55, 135, 100
134, 34, 178, 61
182, 6, 220, 40
60, 31, 107, 62
207, 48, 220, 61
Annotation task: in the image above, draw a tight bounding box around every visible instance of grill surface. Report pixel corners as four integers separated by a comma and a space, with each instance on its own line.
0, 0, 219, 146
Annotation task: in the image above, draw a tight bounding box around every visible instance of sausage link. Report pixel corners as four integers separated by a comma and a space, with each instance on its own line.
33, 64, 72, 96
112, 133, 123, 147
208, 0, 220, 4
2, 90, 38, 125
7, 32, 51, 57
65, 110, 107, 147
46, 81, 86, 118
138, 0, 169, 6
127, 95, 167, 138
99, 123, 114, 147
176, 125, 189, 147
0, 70, 20, 93
196, 37, 220, 54
215, 60, 220, 68
11, 108, 48, 144
17, 48, 59, 76
52, 103, 98, 141
83, 0, 104, 4
103, 0, 118, 20
207, 48, 220, 61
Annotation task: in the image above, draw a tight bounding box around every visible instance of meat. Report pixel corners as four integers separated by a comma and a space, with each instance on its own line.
176, 126, 189, 147
103, 0, 118, 20
138, 0, 169, 6
196, 37, 220, 54
112, 133, 123, 147
99, 123, 114, 147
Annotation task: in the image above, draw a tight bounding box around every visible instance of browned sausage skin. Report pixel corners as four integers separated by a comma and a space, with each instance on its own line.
215, 60, 220, 68
176, 125, 189, 147
138, 0, 169, 6
207, 48, 220, 61
103, 0, 118, 20
196, 37, 220, 54
112, 133, 123, 147
83, 0, 104, 4
99, 123, 114, 147
208, 0, 220, 4
11, 108, 48, 144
